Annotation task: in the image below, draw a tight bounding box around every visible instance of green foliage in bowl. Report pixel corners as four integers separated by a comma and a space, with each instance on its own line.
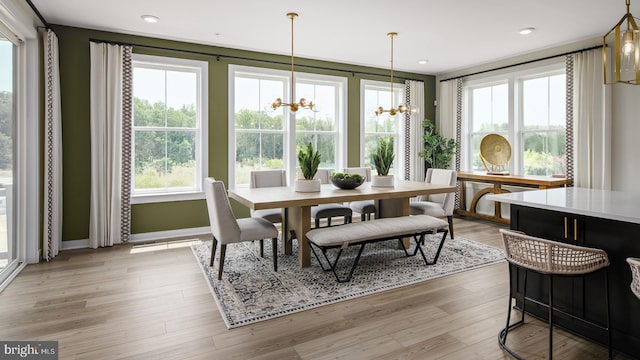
330, 172, 365, 189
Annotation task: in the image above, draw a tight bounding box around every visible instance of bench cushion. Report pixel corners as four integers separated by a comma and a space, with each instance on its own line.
306, 215, 448, 248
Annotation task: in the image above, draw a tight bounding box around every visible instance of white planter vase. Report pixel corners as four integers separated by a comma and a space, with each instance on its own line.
294, 178, 321, 192
371, 175, 394, 187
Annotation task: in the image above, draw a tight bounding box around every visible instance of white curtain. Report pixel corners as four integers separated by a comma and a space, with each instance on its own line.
573, 49, 612, 189
437, 80, 458, 168
43, 29, 62, 261
89, 42, 130, 248
406, 80, 425, 181
438, 79, 462, 208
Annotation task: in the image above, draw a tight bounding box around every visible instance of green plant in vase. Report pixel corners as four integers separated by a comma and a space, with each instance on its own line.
295, 142, 321, 192
372, 136, 395, 186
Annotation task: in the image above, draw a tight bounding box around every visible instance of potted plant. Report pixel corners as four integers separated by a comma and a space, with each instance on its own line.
371, 136, 395, 187
295, 142, 322, 192
419, 119, 457, 170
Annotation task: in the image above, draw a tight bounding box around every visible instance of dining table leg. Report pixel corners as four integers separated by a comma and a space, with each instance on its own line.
376, 197, 411, 249
288, 205, 312, 267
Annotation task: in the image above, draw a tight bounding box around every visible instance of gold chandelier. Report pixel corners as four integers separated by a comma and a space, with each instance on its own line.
271, 12, 315, 113
604, 0, 640, 84
375, 32, 417, 117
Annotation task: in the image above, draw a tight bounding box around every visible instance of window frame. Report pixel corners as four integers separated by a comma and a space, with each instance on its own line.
228, 65, 347, 188
463, 62, 566, 175
130, 54, 208, 204
360, 79, 405, 176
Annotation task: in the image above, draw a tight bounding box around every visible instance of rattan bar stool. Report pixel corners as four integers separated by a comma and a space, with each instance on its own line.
628, 257, 640, 300
499, 229, 612, 360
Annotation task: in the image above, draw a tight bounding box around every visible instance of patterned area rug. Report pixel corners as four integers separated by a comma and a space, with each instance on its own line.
191, 234, 505, 329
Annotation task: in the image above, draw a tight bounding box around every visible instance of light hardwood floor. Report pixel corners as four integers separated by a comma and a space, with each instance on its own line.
0, 217, 627, 359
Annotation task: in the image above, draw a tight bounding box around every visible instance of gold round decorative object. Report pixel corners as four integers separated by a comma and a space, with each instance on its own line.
480, 134, 511, 167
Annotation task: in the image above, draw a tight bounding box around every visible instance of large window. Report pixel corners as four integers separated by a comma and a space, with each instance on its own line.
468, 82, 508, 171
361, 80, 404, 175
230, 65, 346, 187
0, 34, 14, 277
464, 64, 566, 176
131, 55, 208, 202
521, 74, 566, 175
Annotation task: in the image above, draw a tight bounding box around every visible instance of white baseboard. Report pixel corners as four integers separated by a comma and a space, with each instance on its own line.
129, 226, 210, 243
61, 226, 211, 250
61, 238, 90, 250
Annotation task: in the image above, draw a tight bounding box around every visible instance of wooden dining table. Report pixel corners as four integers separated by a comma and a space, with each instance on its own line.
228, 180, 456, 268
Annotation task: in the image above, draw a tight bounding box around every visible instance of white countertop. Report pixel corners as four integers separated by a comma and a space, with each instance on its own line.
487, 187, 640, 224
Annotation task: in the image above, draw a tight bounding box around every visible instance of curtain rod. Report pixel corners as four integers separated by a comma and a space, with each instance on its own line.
439, 44, 603, 82
89, 38, 426, 82
25, 0, 50, 29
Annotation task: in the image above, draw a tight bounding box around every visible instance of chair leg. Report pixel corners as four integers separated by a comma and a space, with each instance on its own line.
361, 213, 366, 222
327, 218, 332, 227
209, 237, 218, 267
549, 275, 554, 360
259, 239, 264, 258
447, 215, 454, 239
498, 265, 528, 359
315, 218, 320, 228
217, 244, 227, 280
272, 237, 278, 272
605, 268, 612, 359
345, 215, 352, 224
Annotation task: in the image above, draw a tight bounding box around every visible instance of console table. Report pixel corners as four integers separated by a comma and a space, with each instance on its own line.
455, 171, 572, 224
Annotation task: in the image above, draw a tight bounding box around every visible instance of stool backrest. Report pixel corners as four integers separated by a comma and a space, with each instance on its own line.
500, 229, 609, 275
628, 257, 640, 300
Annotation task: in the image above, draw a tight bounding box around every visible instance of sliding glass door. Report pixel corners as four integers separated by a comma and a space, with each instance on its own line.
0, 34, 17, 284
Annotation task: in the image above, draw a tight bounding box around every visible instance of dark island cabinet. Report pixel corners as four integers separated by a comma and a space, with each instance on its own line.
510, 204, 640, 357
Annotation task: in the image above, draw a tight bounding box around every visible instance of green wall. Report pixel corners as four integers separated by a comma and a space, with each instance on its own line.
51, 24, 435, 241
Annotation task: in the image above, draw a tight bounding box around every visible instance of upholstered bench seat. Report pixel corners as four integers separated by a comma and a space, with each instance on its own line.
306, 215, 449, 282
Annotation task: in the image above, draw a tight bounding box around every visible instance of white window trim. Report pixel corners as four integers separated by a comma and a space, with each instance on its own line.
463, 62, 565, 175
130, 54, 208, 204
360, 79, 404, 176
0, 0, 39, 276
228, 65, 347, 188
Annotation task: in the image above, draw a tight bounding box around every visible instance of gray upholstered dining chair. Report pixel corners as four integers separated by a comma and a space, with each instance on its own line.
343, 167, 376, 221
204, 178, 278, 280
249, 169, 287, 224
310, 169, 352, 228
628, 257, 640, 300
409, 168, 456, 238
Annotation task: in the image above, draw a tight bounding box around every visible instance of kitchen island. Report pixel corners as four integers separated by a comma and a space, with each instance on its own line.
488, 187, 640, 357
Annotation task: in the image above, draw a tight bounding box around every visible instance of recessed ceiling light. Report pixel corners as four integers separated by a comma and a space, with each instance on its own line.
141, 15, 160, 23
519, 27, 535, 35
417, 59, 429, 65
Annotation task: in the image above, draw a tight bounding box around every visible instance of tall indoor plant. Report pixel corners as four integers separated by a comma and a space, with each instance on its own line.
419, 119, 456, 170
371, 136, 395, 187
295, 142, 321, 192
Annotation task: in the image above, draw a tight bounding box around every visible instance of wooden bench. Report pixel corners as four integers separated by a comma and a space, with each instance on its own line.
306, 215, 449, 282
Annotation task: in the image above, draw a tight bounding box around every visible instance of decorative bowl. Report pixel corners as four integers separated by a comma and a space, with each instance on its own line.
330, 173, 365, 190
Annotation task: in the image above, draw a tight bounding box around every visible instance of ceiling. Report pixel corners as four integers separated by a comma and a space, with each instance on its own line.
30, 0, 635, 75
